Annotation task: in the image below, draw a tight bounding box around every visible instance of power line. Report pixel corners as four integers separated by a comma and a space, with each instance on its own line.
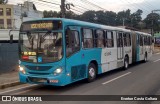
73, 6, 88, 12
131, 0, 155, 13
66, 0, 91, 11
80, 0, 103, 10
75, 5, 90, 11
71, 8, 84, 14
143, 0, 156, 10
38, 0, 60, 6
32, 1, 60, 10
120, 0, 150, 16
81, 0, 108, 11
36, 0, 83, 17
125, 0, 151, 13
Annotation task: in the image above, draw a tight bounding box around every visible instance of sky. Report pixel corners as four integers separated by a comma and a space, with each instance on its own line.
8, 0, 160, 18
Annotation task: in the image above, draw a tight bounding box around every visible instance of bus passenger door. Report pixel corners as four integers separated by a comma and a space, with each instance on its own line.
139, 35, 144, 60
136, 34, 140, 62
65, 26, 85, 83
117, 32, 124, 67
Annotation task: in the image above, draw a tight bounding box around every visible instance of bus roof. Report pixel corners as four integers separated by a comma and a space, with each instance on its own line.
23, 18, 150, 35
22, 18, 118, 31
135, 31, 151, 36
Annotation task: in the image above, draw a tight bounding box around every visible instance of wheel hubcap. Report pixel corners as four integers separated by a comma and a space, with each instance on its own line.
89, 67, 95, 78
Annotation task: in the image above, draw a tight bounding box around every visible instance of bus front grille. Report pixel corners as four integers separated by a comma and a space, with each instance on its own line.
25, 65, 52, 71
28, 72, 50, 75
28, 77, 48, 83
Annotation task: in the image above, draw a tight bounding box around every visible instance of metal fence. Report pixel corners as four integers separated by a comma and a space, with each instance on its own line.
0, 43, 19, 74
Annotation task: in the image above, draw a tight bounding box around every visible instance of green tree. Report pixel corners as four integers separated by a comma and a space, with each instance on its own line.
144, 13, 160, 32
104, 11, 117, 26
80, 10, 97, 23
65, 11, 77, 19
43, 10, 59, 18
116, 9, 131, 26
77, 10, 117, 26
130, 9, 143, 29
0, 0, 8, 4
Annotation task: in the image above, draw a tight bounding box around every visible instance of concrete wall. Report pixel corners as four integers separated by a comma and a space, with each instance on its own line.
0, 29, 19, 40
0, 43, 18, 73
0, 29, 19, 74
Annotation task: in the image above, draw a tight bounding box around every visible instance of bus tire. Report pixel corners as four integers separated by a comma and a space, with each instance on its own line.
123, 56, 129, 70
144, 53, 147, 62
87, 63, 96, 82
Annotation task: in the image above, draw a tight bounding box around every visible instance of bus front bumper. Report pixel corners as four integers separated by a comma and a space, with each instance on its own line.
19, 72, 70, 86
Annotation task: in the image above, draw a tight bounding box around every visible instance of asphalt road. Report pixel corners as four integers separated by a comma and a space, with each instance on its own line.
1, 53, 160, 104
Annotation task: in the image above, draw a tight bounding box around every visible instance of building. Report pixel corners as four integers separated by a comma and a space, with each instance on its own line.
0, 1, 43, 29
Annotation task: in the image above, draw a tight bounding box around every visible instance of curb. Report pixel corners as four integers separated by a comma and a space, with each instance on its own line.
155, 52, 160, 55
153, 52, 160, 55
0, 81, 23, 89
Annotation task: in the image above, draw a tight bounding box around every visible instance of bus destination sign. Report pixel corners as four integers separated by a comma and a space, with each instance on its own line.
31, 23, 53, 29
20, 20, 62, 32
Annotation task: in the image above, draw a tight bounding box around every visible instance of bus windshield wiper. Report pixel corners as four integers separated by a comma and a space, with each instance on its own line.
40, 31, 51, 43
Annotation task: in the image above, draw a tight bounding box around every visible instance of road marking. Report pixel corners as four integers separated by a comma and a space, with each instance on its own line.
153, 59, 160, 62
0, 84, 37, 95
11, 89, 34, 95
155, 52, 160, 55
102, 72, 132, 85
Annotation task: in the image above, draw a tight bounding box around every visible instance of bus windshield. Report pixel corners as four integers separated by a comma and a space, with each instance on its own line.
19, 32, 63, 63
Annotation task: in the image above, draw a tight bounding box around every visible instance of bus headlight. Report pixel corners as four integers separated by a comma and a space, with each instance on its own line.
19, 66, 26, 74
54, 67, 63, 75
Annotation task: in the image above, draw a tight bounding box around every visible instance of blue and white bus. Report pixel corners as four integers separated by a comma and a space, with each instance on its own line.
15, 18, 152, 86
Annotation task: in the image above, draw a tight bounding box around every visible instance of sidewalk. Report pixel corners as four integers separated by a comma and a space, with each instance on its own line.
153, 46, 160, 54
0, 71, 22, 89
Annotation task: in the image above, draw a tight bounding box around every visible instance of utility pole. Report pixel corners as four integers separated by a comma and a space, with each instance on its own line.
151, 10, 154, 36
61, 0, 65, 18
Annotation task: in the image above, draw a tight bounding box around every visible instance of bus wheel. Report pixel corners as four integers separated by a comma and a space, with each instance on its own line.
144, 53, 147, 62
87, 63, 96, 82
124, 57, 129, 70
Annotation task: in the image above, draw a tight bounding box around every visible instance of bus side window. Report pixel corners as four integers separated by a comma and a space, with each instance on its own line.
148, 37, 150, 45
106, 31, 114, 48
66, 30, 80, 57
140, 35, 143, 46
95, 30, 105, 48
117, 32, 123, 47
150, 37, 152, 45
137, 34, 139, 45
126, 33, 131, 46
82, 28, 93, 48
123, 33, 127, 47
